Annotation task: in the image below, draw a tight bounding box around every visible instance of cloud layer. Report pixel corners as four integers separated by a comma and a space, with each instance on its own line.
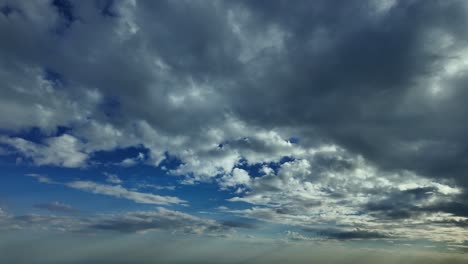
1, 0, 468, 253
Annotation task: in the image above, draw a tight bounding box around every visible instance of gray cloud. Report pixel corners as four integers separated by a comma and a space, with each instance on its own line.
2, 0, 468, 189
365, 187, 438, 219
220, 220, 257, 229
425, 200, 468, 218
0, 206, 233, 236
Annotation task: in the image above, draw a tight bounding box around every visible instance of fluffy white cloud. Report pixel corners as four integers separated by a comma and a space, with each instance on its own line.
219, 168, 251, 189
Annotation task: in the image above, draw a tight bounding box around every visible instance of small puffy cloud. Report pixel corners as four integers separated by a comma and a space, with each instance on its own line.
117, 152, 145, 167
104, 172, 122, 184
219, 168, 251, 189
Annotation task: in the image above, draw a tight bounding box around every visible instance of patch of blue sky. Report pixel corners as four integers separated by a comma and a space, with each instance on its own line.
235, 156, 296, 178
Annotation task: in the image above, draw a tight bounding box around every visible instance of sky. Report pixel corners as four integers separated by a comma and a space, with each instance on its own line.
1, 0, 468, 263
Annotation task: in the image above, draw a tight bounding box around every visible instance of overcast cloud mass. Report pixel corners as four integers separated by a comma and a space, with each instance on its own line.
1, 0, 468, 263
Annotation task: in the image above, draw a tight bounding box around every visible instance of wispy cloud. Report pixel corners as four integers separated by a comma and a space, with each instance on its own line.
33, 201, 77, 213
67, 181, 186, 206
28, 174, 186, 206
103, 172, 122, 184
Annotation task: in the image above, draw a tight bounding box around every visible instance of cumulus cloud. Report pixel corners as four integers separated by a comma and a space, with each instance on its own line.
226, 147, 468, 244
219, 168, 251, 189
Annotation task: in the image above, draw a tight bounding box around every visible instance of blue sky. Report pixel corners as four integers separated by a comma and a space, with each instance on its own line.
1, 0, 468, 263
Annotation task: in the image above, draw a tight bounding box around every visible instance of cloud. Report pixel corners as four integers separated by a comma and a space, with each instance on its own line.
87, 207, 227, 234
2, 0, 468, 250
67, 181, 186, 206
2, 0, 468, 190
303, 228, 390, 240
226, 150, 468, 244
103, 172, 122, 184
33, 201, 76, 213
0, 207, 9, 220
220, 220, 256, 229
117, 152, 145, 167
219, 168, 251, 189
1, 206, 235, 236
286, 228, 390, 242
28, 174, 186, 206
25, 173, 55, 184
0, 134, 87, 167
0, 212, 83, 232
136, 183, 176, 191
